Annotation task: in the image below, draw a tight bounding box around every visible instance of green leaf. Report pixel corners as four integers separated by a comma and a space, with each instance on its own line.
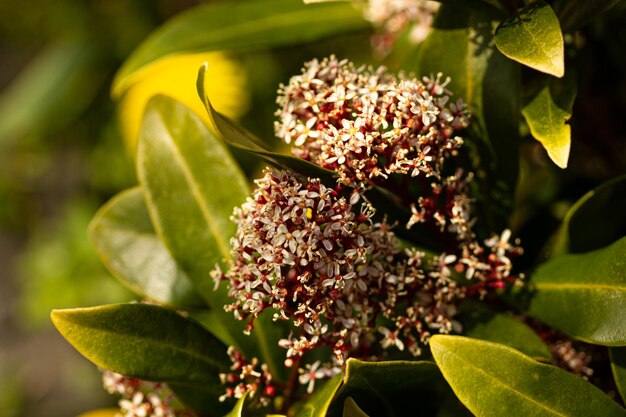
553, 0, 621, 31
551, 175, 626, 257
89, 187, 204, 308
430, 335, 626, 417
0, 39, 103, 149
526, 236, 626, 346
169, 382, 232, 416
51, 303, 229, 383
610, 347, 626, 403
112, 0, 369, 97
495, 1, 564, 77
328, 359, 445, 417
461, 302, 551, 360
137, 95, 285, 378
296, 374, 343, 417
343, 397, 369, 417
416, 4, 521, 232
224, 393, 248, 417
522, 74, 576, 169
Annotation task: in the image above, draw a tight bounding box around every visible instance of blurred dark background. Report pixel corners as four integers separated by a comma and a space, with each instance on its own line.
0, 1, 625, 416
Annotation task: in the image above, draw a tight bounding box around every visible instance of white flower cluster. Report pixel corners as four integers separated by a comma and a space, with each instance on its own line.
275, 56, 468, 188
102, 370, 179, 417
214, 169, 465, 387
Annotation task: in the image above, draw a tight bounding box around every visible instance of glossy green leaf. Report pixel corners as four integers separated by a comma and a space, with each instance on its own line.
416, 4, 520, 231
51, 303, 229, 383
551, 175, 626, 257
89, 187, 203, 308
113, 0, 369, 97
328, 359, 445, 417
461, 302, 551, 360
522, 74, 576, 168
343, 397, 369, 417
495, 1, 564, 77
526, 236, 626, 345
430, 335, 626, 417
137, 95, 284, 378
553, 0, 621, 31
296, 374, 343, 417
610, 348, 626, 403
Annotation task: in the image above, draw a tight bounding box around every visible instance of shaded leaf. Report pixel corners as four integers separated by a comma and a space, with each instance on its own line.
169, 382, 232, 416
460, 302, 551, 360
553, 0, 621, 31
526, 236, 626, 346
89, 187, 203, 308
328, 359, 445, 417
610, 348, 626, 403
113, 0, 369, 97
522, 74, 576, 168
495, 1, 564, 77
136, 95, 284, 378
430, 335, 626, 417
296, 374, 343, 417
343, 397, 369, 417
416, 4, 520, 232
51, 303, 229, 383
551, 175, 626, 257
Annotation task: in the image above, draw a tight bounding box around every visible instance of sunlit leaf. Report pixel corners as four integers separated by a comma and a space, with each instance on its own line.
495, 1, 564, 77
551, 175, 626, 257
136, 96, 284, 379
224, 393, 248, 417
526, 236, 626, 346
416, 3, 520, 232
522, 74, 576, 168
113, 0, 369, 97
51, 303, 229, 383
89, 187, 204, 308
430, 335, 626, 417
117, 52, 249, 154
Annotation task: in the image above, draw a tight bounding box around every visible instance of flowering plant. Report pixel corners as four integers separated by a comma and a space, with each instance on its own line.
52, 1, 626, 417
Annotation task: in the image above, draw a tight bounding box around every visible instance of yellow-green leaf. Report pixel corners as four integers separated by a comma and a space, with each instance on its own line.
343, 397, 369, 417
51, 303, 228, 383
296, 374, 343, 417
136, 95, 284, 379
89, 187, 203, 308
495, 1, 564, 77
76, 409, 119, 417
113, 0, 368, 97
526, 236, 626, 345
522, 74, 576, 168
430, 335, 626, 417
